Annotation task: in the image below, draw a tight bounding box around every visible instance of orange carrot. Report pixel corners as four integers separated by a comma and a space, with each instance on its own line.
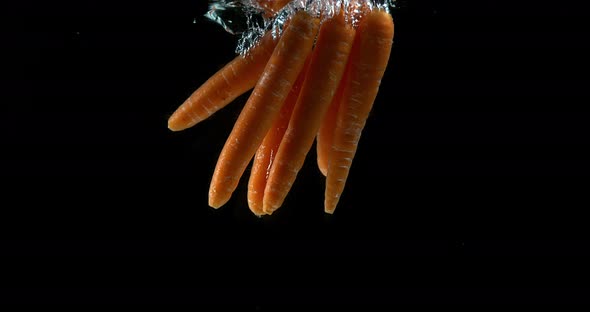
262, 12, 356, 214
208, 11, 320, 209
324, 10, 394, 214
167, 31, 278, 132
247, 55, 311, 216
258, 0, 291, 16
316, 57, 351, 176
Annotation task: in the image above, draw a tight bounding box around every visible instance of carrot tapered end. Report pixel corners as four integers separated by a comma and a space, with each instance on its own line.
247, 198, 265, 217
208, 200, 223, 209
167, 117, 187, 132
262, 201, 280, 216
168, 101, 203, 132
317, 156, 328, 177
324, 198, 338, 215
208, 190, 230, 209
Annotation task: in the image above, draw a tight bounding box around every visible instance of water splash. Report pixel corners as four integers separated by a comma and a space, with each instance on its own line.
204, 0, 396, 55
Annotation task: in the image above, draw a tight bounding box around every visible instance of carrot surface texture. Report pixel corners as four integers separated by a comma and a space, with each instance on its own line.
324, 10, 394, 214
209, 11, 320, 209
262, 11, 356, 215
167, 32, 278, 131
247, 56, 312, 216
258, 0, 291, 16
316, 55, 351, 177
169, 1, 395, 216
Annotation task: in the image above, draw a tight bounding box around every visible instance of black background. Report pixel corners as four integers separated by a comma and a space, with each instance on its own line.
2, 0, 590, 304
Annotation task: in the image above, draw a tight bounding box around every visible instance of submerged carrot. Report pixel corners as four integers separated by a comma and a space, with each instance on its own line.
209, 11, 320, 209
258, 0, 291, 16
167, 31, 277, 132
324, 10, 394, 214
262, 12, 356, 214
316, 57, 351, 176
247, 55, 311, 216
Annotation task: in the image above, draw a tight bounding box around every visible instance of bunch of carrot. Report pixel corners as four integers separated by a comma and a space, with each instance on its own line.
168, 0, 394, 215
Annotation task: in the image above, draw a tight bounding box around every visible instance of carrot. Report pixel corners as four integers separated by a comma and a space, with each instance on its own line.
316, 57, 351, 176
167, 30, 278, 132
247, 55, 311, 216
208, 11, 320, 209
324, 10, 394, 214
258, 0, 291, 16
262, 12, 356, 214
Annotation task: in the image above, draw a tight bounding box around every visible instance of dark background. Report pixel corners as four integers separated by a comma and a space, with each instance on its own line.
2, 0, 590, 304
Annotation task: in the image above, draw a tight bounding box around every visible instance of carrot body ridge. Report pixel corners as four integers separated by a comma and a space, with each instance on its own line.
247, 55, 312, 216
262, 12, 357, 214
316, 56, 351, 177
209, 11, 320, 209
324, 10, 394, 214
170, 3, 395, 215
168, 32, 278, 132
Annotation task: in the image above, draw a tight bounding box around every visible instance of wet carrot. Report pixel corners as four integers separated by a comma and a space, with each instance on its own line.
208, 11, 320, 209
258, 0, 291, 16
262, 12, 356, 214
324, 10, 394, 214
316, 57, 351, 176
167, 31, 278, 132
247, 55, 311, 216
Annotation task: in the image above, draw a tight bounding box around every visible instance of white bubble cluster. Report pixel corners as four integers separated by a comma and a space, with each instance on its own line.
204, 0, 396, 55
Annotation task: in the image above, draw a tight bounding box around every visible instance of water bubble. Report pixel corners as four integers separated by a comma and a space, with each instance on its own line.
202, 0, 397, 56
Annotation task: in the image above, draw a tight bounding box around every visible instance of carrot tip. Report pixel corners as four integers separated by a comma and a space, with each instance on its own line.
208, 197, 227, 209
247, 200, 265, 217
324, 199, 338, 215
318, 165, 328, 177
167, 119, 185, 132
262, 203, 279, 216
